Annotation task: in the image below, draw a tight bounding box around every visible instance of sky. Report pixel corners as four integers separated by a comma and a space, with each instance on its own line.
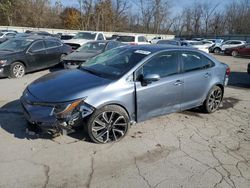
51, 0, 229, 12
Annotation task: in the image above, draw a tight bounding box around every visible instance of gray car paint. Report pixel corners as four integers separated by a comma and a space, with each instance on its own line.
22, 45, 228, 127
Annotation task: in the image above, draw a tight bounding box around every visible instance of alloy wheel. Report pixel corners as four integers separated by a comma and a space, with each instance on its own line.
207, 88, 222, 112
13, 64, 25, 78
91, 111, 128, 143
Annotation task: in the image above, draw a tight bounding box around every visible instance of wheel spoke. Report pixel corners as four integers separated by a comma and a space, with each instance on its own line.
113, 116, 125, 125
113, 128, 124, 136
94, 118, 106, 127
92, 125, 106, 132
97, 130, 108, 139
112, 129, 118, 141
102, 112, 109, 124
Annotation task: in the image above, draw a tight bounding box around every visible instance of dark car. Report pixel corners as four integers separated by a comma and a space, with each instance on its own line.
224, 43, 250, 57
21, 45, 229, 143
157, 39, 181, 46
0, 36, 72, 78
63, 40, 124, 69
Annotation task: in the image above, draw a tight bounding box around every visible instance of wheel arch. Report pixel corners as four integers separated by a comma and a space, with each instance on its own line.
95, 102, 133, 122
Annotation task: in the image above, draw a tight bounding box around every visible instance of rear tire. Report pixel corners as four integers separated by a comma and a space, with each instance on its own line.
202, 86, 223, 113
9, 62, 25, 78
231, 50, 238, 57
86, 105, 130, 144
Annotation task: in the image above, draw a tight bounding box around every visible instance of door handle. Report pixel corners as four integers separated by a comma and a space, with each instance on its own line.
174, 80, 183, 86
204, 73, 211, 78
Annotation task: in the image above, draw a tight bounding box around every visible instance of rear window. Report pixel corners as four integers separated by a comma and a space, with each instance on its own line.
117, 36, 135, 42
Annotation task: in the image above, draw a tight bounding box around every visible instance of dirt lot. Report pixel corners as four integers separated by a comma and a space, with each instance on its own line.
0, 55, 250, 188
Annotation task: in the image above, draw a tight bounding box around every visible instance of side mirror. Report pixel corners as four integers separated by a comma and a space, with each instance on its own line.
142, 74, 160, 85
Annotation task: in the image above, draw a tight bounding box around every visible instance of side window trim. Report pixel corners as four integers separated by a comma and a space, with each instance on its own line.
27, 40, 45, 53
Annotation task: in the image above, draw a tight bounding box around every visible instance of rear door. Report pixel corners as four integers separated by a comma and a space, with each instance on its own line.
180, 51, 214, 110
26, 40, 47, 70
44, 40, 62, 67
135, 51, 182, 122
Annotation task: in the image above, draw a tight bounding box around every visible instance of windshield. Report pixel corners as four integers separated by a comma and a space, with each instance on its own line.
77, 42, 106, 52
117, 36, 135, 42
73, 32, 96, 40
80, 47, 149, 78
0, 38, 33, 51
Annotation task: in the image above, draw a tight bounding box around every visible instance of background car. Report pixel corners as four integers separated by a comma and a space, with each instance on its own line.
0, 36, 72, 78
184, 40, 210, 53
60, 34, 75, 42
150, 36, 163, 44
63, 40, 124, 69
65, 31, 106, 50
21, 45, 229, 143
224, 43, 250, 57
210, 40, 246, 53
116, 35, 150, 45
156, 39, 181, 46
0, 32, 17, 44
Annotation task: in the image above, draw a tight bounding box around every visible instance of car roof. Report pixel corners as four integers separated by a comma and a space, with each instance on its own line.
13, 35, 60, 41
120, 44, 194, 53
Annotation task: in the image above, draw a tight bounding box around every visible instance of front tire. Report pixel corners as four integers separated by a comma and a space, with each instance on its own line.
214, 48, 221, 54
202, 86, 223, 113
9, 62, 25, 78
86, 105, 130, 144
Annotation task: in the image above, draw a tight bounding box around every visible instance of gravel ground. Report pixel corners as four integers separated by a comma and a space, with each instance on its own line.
0, 54, 250, 188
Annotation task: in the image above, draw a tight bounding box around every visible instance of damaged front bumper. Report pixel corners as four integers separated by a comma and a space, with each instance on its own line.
20, 96, 94, 136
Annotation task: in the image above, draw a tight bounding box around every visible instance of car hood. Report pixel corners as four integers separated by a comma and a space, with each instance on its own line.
27, 69, 112, 103
64, 39, 92, 45
0, 50, 19, 57
63, 51, 101, 61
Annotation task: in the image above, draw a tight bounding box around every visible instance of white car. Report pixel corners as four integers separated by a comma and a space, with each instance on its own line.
65, 31, 106, 50
184, 40, 211, 53
220, 40, 246, 51
116, 35, 150, 45
150, 36, 163, 44
0, 32, 16, 39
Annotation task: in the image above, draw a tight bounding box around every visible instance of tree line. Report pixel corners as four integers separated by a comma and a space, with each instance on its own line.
1, 0, 250, 36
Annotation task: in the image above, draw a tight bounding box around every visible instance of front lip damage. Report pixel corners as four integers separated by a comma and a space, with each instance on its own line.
21, 96, 95, 136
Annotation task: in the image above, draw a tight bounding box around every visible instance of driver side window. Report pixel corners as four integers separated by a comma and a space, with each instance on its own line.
136, 51, 179, 80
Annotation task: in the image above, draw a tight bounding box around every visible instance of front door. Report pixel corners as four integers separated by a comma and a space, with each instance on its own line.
135, 51, 182, 122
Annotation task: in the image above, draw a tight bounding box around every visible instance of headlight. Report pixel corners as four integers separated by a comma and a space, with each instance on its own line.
54, 99, 83, 118
0, 60, 7, 65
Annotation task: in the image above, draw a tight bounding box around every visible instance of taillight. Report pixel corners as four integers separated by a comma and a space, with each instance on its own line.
226, 67, 230, 76
129, 42, 138, 45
